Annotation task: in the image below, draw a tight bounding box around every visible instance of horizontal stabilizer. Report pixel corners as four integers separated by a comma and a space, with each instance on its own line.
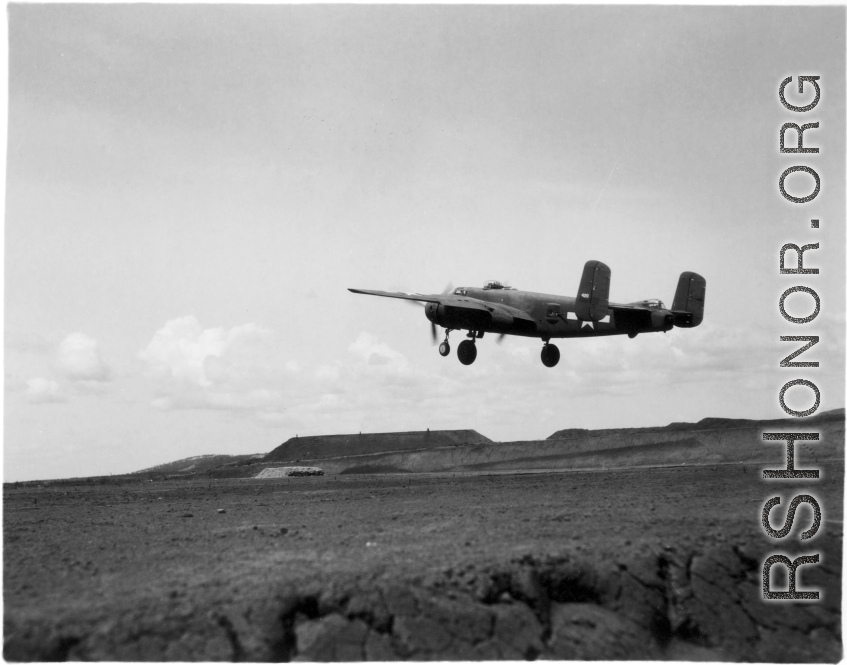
575, 260, 611, 321
671, 272, 706, 327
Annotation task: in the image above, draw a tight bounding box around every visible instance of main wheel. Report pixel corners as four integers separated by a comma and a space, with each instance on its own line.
540, 343, 560, 368
457, 340, 477, 365
439, 341, 451, 357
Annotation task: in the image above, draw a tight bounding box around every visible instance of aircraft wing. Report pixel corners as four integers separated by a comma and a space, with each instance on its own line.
347, 288, 444, 304
348, 288, 535, 324
473, 300, 536, 323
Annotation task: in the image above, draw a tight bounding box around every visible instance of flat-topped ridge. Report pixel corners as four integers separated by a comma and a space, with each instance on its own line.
265, 429, 493, 463
547, 408, 844, 440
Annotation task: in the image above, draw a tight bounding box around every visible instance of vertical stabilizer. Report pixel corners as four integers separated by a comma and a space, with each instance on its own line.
671, 272, 706, 327
575, 260, 611, 321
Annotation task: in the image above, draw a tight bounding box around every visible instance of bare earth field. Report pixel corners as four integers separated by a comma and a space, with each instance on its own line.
3, 464, 843, 661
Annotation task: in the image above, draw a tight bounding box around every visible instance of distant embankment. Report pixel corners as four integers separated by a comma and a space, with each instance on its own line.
279, 409, 844, 475
265, 430, 492, 463
134, 453, 263, 476
104, 409, 844, 483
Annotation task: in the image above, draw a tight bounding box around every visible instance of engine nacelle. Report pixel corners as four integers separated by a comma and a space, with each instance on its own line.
425, 303, 442, 326
425, 302, 512, 332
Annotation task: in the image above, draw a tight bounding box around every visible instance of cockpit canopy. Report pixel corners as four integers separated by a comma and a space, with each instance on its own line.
482, 280, 513, 290
638, 299, 666, 310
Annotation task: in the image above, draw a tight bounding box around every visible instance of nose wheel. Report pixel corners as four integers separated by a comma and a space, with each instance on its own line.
438, 330, 453, 357
540, 342, 560, 368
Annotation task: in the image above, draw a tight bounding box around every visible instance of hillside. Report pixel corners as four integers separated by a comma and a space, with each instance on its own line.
550, 408, 846, 438
272, 408, 844, 476
119, 409, 846, 481
133, 453, 264, 476
265, 429, 492, 463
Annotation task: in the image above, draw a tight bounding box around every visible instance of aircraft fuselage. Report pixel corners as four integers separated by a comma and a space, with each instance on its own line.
425, 286, 674, 340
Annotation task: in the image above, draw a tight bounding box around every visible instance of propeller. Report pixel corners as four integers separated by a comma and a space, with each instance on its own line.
496, 333, 506, 345
430, 283, 453, 344
405, 283, 453, 345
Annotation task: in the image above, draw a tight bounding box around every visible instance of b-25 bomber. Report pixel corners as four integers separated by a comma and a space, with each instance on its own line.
349, 260, 705, 367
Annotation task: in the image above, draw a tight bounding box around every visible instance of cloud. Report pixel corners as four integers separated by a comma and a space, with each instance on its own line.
523, 321, 773, 395
6, 331, 50, 355
139, 316, 292, 412
25, 377, 66, 404
55, 332, 111, 382
348, 331, 409, 370
135, 314, 787, 442
12, 333, 112, 404
266, 331, 466, 434
277, 322, 780, 439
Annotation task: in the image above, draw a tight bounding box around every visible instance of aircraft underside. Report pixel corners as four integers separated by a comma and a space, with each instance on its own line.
432, 302, 672, 338
429, 310, 672, 368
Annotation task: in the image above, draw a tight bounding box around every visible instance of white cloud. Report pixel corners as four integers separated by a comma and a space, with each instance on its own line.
267, 331, 466, 435
55, 332, 111, 382
135, 315, 784, 441
139, 316, 292, 412
348, 331, 409, 370
25, 377, 66, 404
315, 364, 341, 382
6, 331, 50, 355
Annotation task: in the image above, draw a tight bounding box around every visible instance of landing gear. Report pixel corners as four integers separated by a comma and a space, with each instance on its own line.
540, 342, 560, 368
438, 330, 452, 357
457, 339, 477, 365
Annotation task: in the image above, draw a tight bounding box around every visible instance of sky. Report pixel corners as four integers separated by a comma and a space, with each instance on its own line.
4, 5, 845, 482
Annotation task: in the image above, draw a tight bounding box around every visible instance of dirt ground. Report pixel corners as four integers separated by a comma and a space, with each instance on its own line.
3, 464, 843, 661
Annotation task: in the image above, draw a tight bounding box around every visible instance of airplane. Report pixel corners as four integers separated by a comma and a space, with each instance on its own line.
348, 260, 705, 367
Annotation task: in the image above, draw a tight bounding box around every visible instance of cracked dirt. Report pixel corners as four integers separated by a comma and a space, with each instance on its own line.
4, 464, 842, 661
